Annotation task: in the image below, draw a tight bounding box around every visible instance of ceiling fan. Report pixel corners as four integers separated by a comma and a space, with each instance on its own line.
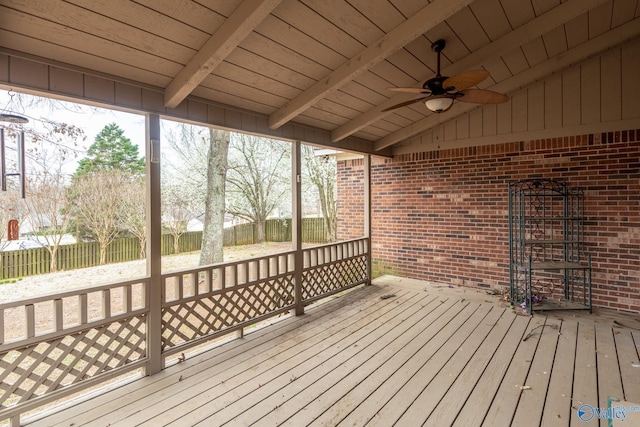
384, 39, 508, 113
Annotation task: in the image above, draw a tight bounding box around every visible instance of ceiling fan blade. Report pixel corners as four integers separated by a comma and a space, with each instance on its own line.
381, 97, 427, 112
388, 87, 431, 94
443, 70, 489, 91
458, 89, 509, 104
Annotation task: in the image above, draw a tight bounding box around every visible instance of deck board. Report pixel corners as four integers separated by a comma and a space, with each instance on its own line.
427, 309, 516, 426
310, 300, 475, 427
570, 323, 598, 427
25, 276, 640, 427
367, 303, 494, 426
185, 292, 437, 426
452, 313, 532, 426
595, 324, 625, 427
539, 320, 578, 427
511, 318, 562, 427
307, 300, 479, 427
615, 329, 640, 401
481, 315, 548, 427
395, 307, 506, 425
263, 296, 463, 426
133, 289, 420, 426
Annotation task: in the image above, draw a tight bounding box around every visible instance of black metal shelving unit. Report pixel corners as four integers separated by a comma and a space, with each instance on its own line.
509, 179, 591, 314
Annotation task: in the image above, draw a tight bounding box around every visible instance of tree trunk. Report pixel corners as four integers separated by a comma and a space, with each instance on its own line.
199, 129, 229, 266
173, 234, 180, 255
317, 182, 337, 242
256, 219, 266, 243
99, 243, 107, 265
49, 249, 58, 273
139, 238, 147, 259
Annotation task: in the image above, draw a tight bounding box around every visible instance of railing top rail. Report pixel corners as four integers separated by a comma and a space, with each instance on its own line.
159, 237, 369, 278
160, 249, 296, 278
0, 276, 150, 310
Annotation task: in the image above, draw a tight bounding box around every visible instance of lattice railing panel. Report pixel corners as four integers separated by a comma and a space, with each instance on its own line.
162, 275, 294, 350
302, 255, 367, 301
0, 315, 146, 410
2, 239, 371, 423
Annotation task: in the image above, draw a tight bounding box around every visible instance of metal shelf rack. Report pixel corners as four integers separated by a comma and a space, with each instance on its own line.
508, 178, 591, 314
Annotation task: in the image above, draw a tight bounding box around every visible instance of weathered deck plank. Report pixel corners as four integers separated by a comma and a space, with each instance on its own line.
394, 307, 507, 425
615, 329, 640, 401
570, 323, 598, 427
452, 314, 532, 426
539, 320, 578, 427
511, 318, 563, 427
133, 289, 421, 426
25, 277, 640, 427
262, 296, 464, 426
426, 309, 516, 426
481, 315, 548, 427
367, 303, 495, 426
595, 324, 625, 427
307, 300, 479, 427
182, 292, 438, 426
312, 300, 476, 427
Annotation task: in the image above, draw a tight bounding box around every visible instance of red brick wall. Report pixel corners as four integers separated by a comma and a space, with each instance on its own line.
337, 158, 365, 239
338, 130, 640, 313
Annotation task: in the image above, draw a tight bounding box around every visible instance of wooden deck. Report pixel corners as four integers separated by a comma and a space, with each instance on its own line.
25, 276, 640, 427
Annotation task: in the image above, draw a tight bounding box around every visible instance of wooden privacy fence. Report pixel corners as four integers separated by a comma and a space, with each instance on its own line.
223, 217, 326, 246
1, 219, 328, 280
0, 232, 202, 280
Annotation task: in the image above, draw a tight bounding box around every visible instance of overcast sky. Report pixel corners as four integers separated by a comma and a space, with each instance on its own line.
1, 89, 146, 174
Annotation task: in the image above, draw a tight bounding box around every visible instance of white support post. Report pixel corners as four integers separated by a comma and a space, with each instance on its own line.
146, 114, 163, 374
292, 141, 304, 315
364, 154, 372, 285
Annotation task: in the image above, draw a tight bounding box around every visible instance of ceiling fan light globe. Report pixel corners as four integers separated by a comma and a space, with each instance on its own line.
425, 96, 455, 113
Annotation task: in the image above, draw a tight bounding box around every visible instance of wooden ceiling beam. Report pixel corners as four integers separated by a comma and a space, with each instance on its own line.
332, 0, 610, 143
267, 0, 474, 130
372, 16, 640, 151
164, 0, 283, 108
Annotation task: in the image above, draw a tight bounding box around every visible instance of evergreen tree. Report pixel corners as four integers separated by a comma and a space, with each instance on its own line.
75, 123, 144, 177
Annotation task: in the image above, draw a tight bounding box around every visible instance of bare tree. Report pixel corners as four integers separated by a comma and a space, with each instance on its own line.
162, 184, 192, 255
21, 162, 71, 271
226, 135, 290, 243
199, 128, 228, 265
68, 170, 130, 264
0, 105, 85, 268
302, 146, 337, 242
162, 123, 228, 265
162, 122, 209, 218
118, 175, 146, 258
2, 91, 87, 164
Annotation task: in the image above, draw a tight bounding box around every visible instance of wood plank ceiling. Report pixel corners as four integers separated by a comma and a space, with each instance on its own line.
0, 0, 639, 155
